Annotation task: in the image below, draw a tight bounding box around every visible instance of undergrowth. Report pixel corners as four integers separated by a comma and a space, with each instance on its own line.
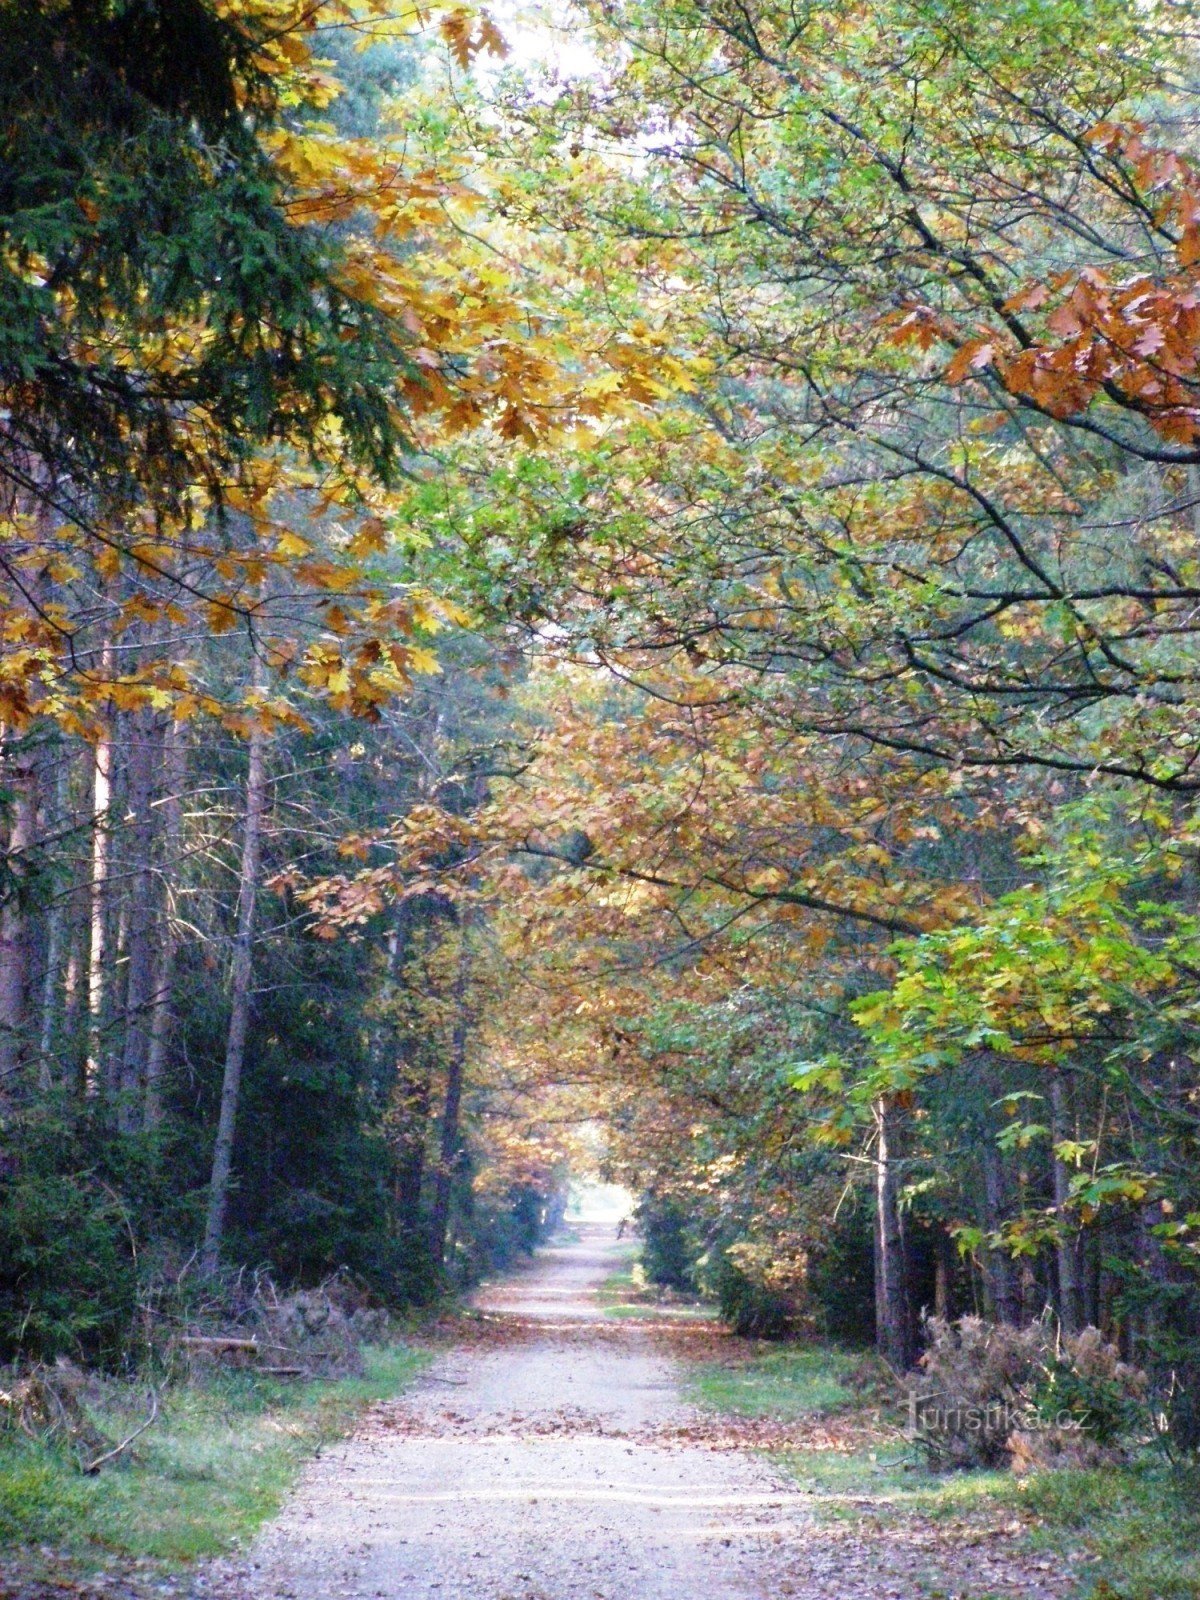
0, 1343, 427, 1567
598, 1248, 716, 1323
692, 1340, 1200, 1600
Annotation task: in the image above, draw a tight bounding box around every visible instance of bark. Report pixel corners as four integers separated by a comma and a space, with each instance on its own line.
1020, 1259, 1043, 1323
933, 1227, 955, 1320
394, 1058, 432, 1230
0, 733, 38, 1092
982, 1136, 1021, 1325
1051, 1072, 1085, 1332
201, 699, 267, 1275
1085, 1238, 1103, 1330
117, 714, 157, 1131
382, 902, 425, 1229
429, 920, 471, 1265
36, 746, 70, 1091
144, 722, 184, 1129
1134, 1198, 1172, 1358
86, 673, 114, 1097
874, 1096, 914, 1370
63, 894, 86, 1093
386, 894, 455, 1240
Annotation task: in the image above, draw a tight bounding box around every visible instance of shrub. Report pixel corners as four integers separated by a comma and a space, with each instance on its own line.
707, 1246, 796, 1339
912, 1315, 1146, 1470
1158, 1355, 1200, 1460
0, 1172, 137, 1366
807, 1204, 876, 1345
636, 1196, 697, 1291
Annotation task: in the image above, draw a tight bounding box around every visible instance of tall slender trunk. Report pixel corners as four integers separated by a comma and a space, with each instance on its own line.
394, 1058, 432, 1230
144, 722, 184, 1129
382, 901, 424, 1230
0, 731, 38, 1093
117, 715, 157, 1132
874, 1096, 914, 1370
982, 1135, 1021, 1324
1020, 1258, 1043, 1323
86, 653, 114, 1097
1134, 1197, 1171, 1359
429, 920, 471, 1265
933, 1226, 955, 1320
201, 696, 267, 1275
36, 746, 70, 1091
63, 899, 86, 1092
1051, 1072, 1084, 1332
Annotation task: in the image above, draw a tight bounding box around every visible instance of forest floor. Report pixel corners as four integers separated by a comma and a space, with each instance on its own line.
190, 1223, 1093, 1600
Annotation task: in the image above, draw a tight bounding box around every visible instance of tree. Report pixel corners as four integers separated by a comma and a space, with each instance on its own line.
390, 0, 1200, 1369
0, 8, 592, 1355
201, 659, 268, 1274
453, 0, 1200, 788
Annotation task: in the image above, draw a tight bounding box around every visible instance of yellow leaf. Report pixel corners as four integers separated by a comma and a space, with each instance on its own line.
276, 530, 313, 559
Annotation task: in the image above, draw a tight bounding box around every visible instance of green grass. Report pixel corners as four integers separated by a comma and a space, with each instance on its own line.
0, 1342, 428, 1568
771, 1445, 1200, 1599
688, 1339, 1200, 1600
597, 1269, 641, 1304
1001, 1461, 1200, 1600
687, 1343, 860, 1418
596, 1253, 717, 1322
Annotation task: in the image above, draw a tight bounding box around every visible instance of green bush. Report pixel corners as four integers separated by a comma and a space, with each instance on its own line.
636, 1195, 696, 1290
0, 1170, 137, 1365
807, 1203, 876, 1345
1033, 1350, 1143, 1446
707, 1248, 794, 1339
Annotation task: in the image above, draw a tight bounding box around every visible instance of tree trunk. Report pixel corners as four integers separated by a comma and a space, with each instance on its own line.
86, 673, 114, 1097
36, 745, 70, 1091
429, 920, 471, 1265
933, 1226, 955, 1320
982, 1135, 1021, 1324
201, 701, 267, 1275
117, 714, 157, 1131
63, 894, 86, 1092
1020, 1258, 1043, 1323
874, 1096, 914, 1370
382, 901, 427, 1231
394, 1060, 432, 1230
144, 722, 184, 1129
0, 731, 38, 1093
1051, 1072, 1085, 1332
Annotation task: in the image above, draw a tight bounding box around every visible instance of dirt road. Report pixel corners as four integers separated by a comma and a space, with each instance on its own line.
226, 1225, 810, 1599
219, 1224, 1067, 1600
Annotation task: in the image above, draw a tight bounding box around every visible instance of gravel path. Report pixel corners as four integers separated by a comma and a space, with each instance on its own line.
214, 1224, 1069, 1600
228, 1225, 813, 1600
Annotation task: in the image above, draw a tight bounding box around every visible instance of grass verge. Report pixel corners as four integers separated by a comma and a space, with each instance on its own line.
597, 1250, 717, 1323
0, 1342, 428, 1572
689, 1340, 1200, 1600
687, 1343, 860, 1418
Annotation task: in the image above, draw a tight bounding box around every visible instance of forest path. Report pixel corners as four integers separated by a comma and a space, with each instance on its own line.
212, 1225, 1062, 1600
223, 1223, 827, 1600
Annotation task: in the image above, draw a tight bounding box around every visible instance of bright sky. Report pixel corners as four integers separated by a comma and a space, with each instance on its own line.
488, 1, 600, 83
